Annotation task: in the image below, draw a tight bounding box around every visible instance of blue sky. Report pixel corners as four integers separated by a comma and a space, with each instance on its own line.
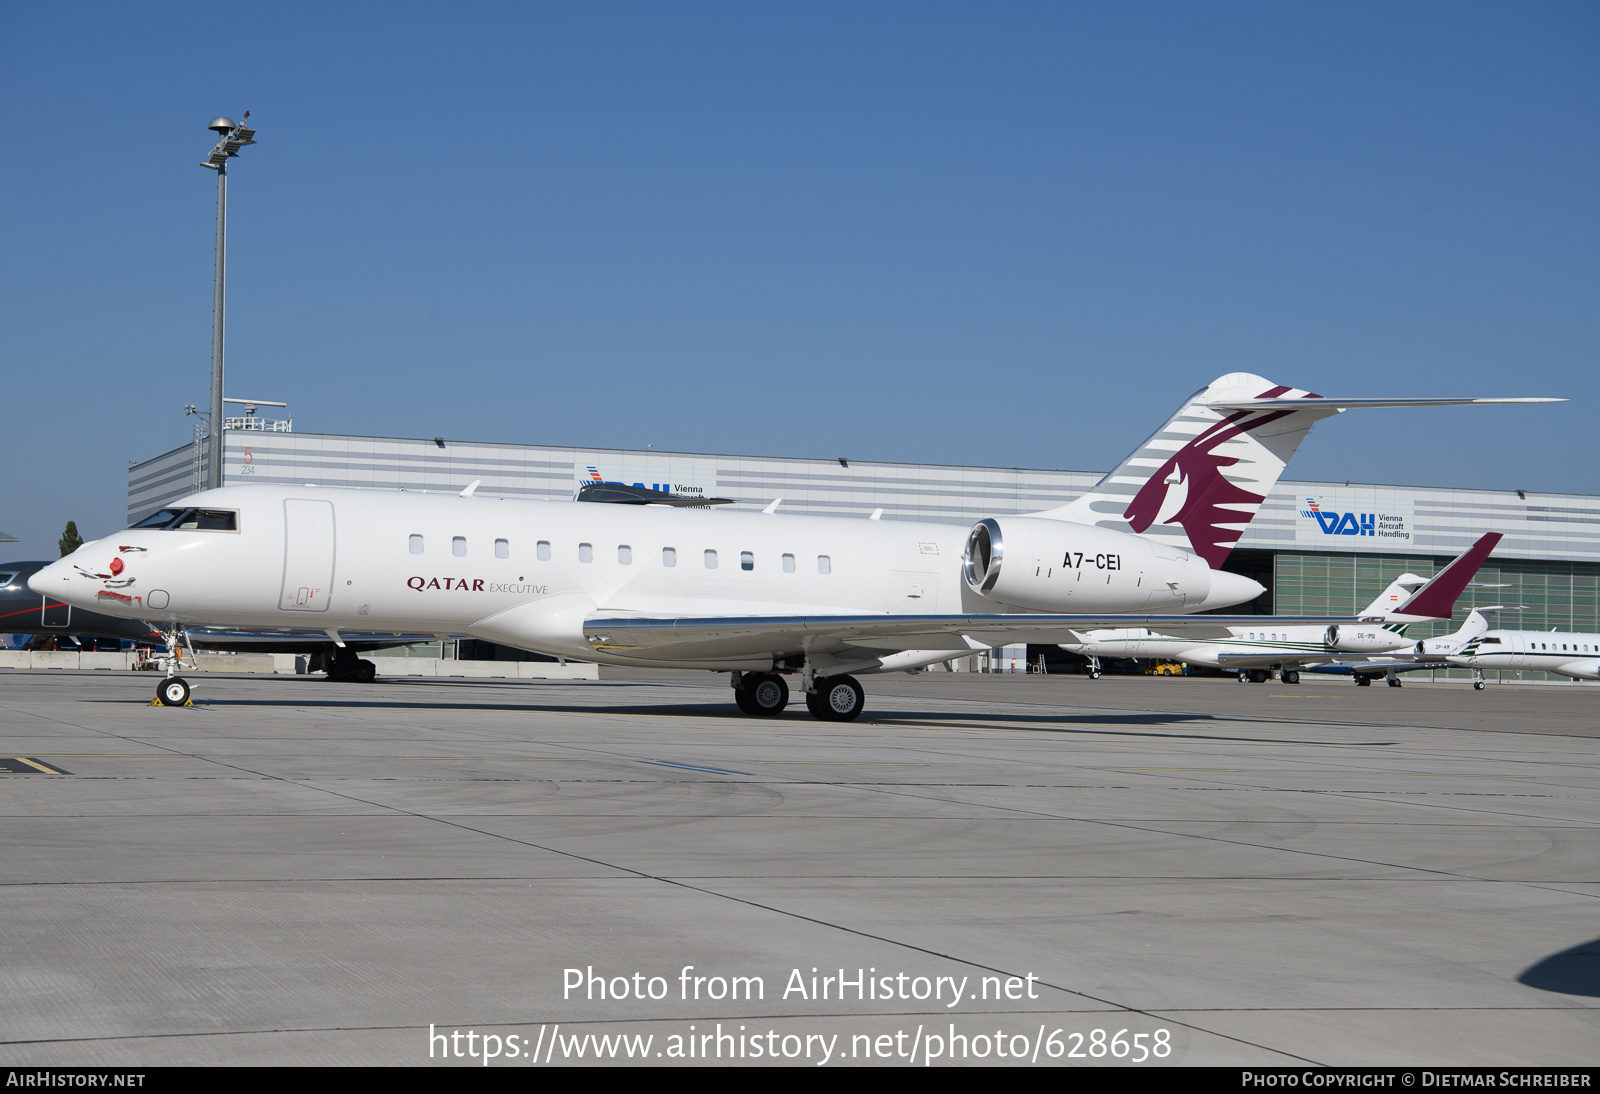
3, 2, 1596, 559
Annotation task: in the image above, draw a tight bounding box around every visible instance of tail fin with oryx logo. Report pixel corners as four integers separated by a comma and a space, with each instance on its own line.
1034, 374, 1558, 569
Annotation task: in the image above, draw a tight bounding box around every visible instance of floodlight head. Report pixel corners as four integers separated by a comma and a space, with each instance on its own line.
208, 116, 237, 134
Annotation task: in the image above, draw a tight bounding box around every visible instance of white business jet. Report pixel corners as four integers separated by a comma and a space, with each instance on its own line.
31, 374, 1557, 718
1331, 607, 1502, 686
1450, 628, 1600, 688
1060, 533, 1500, 686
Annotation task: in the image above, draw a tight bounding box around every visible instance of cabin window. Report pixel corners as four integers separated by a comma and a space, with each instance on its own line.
409, 534, 424, 555
579, 543, 593, 563
782, 553, 795, 573
453, 536, 467, 557
537, 540, 551, 561
741, 551, 754, 571
705, 549, 718, 569
662, 547, 676, 567
818, 555, 831, 575
495, 538, 509, 559
618, 545, 632, 565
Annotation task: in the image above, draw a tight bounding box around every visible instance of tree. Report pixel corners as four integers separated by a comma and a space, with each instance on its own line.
58, 521, 83, 558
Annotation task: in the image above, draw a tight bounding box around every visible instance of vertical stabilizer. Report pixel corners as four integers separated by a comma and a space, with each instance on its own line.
1387, 533, 1503, 622
1036, 374, 1340, 567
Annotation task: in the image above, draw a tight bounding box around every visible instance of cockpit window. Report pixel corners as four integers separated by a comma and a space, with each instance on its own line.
128, 507, 238, 532
182, 509, 238, 531
131, 508, 186, 529
1480, 637, 1501, 645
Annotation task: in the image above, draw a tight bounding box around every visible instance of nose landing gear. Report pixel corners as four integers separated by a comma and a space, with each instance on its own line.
150, 624, 197, 707
157, 677, 191, 706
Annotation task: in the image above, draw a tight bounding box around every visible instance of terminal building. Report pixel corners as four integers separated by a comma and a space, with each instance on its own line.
128, 418, 1600, 683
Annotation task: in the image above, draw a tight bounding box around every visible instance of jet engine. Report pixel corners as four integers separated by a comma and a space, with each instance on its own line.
962, 516, 1259, 613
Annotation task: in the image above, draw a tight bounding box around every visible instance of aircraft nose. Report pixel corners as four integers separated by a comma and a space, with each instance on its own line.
28, 560, 69, 596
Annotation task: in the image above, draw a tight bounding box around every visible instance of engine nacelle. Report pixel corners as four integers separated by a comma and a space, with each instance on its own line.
962, 516, 1220, 613
1323, 624, 1399, 653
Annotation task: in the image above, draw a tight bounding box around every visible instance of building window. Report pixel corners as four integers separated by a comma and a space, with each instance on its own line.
452, 536, 467, 557
662, 547, 676, 567
817, 555, 831, 575
741, 551, 754, 571
409, 534, 424, 555
537, 540, 551, 561
782, 553, 795, 573
495, 538, 509, 559
618, 545, 632, 565
579, 543, 593, 563
705, 549, 718, 569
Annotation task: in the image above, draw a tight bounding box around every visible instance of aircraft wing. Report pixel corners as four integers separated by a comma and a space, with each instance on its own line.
584, 613, 1371, 657
1213, 651, 1333, 668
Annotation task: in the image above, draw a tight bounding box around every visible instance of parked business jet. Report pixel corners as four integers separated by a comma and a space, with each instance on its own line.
1325, 607, 1501, 686
1449, 628, 1600, 688
1, 560, 428, 680
1060, 533, 1500, 685
30, 374, 1557, 716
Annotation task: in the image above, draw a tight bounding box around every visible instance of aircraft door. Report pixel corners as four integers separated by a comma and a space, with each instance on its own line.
280, 499, 336, 613
41, 597, 69, 627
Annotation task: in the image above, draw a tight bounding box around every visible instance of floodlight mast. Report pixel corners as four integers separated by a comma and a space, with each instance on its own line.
198, 114, 257, 490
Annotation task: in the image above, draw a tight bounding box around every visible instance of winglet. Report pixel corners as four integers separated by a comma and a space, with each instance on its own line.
460, 480, 481, 498
1387, 533, 1503, 622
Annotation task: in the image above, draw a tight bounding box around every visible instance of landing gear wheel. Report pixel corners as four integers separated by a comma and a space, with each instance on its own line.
1236, 672, 1248, 683
1088, 669, 1102, 680
734, 688, 759, 715
1249, 669, 1270, 684
1473, 680, 1486, 691
808, 675, 864, 722
1355, 676, 1372, 686
357, 659, 377, 683
1283, 671, 1299, 684
157, 677, 191, 706
1387, 677, 1402, 688
742, 673, 788, 716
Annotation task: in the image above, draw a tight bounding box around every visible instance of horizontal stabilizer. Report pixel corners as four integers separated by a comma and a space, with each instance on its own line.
1211, 397, 1563, 410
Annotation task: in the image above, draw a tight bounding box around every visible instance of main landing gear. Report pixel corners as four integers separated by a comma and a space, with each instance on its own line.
312, 649, 379, 683
806, 675, 865, 722
732, 672, 865, 721
734, 672, 789, 716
